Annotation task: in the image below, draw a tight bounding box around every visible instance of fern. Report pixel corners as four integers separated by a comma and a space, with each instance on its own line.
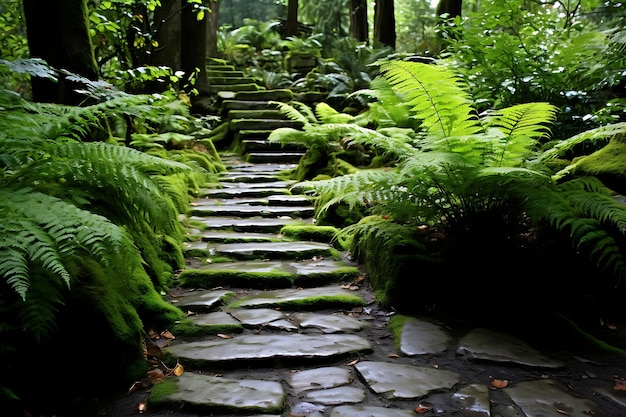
379, 60, 483, 139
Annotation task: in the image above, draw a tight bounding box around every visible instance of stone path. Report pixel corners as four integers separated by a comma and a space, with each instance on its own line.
144, 153, 626, 417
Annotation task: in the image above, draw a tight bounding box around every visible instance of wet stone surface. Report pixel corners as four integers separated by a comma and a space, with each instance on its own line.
90, 154, 626, 417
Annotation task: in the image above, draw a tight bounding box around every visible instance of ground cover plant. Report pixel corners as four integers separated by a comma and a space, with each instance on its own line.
0, 60, 223, 410
285, 59, 626, 349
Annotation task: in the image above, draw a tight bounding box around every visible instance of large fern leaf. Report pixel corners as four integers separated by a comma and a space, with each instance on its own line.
378, 61, 482, 139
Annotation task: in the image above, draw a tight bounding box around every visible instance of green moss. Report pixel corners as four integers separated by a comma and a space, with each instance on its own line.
292, 267, 361, 287
279, 225, 339, 243
179, 270, 293, 289
572, 134, 626, 193
387, 315, 411, 351
171, 319, 244, 338
149, 377, 180, 404
228, 294, 365, 310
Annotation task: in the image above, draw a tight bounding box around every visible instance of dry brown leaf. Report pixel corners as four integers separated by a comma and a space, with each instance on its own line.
161, 330, 175, 340
217, 333, 232, 339
346, 359, 359, 366
147, 368, 165, 384
148, 328, 159, 339
491, 379, 509, 389
127, 380, 148, 395
415, 402, 433, 413
137, 401, 148, 413
388, 353, 399, 358
145, 340, 163, 358
348, 285, 359, 291
173, 362, 185, 376
341, 284, 351, 289
355, 275, 365, 284
613, 380, 626, 391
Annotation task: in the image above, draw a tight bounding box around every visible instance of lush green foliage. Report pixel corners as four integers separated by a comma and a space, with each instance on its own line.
442, 0, 626, 137
294, 60, 626, 306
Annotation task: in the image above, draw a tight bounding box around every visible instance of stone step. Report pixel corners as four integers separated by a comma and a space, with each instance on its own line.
220, 99, 281, 115
198, 187, 292, 199
208, 83, 265, 94
225, 162, 298, 173
207, 76, 258, 85
218, 172, 287, 183
149, 372, 285, 414
218, 180, 297, 189
230, 118, 304, 132
226, 109, 288, 122
189, 204, 314, 218
228, 286, 366, 310
185, 240, 336, 260
195, 230, 284, 243
218, 88, 294, 102
165, 333, 372, 366
246, 151, 306, 164
188, 216, 314, 233
206, 69, 245, 78
235, 129, 274, 141
206, 64, 236, 71
196, 195, 311, 207
178, 258, 360, 288
240, 139, 306, 153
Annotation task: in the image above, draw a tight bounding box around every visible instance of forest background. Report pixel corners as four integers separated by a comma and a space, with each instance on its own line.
1, 0, 626, 414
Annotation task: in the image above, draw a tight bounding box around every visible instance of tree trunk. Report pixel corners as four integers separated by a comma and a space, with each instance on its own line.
181, 0, 211, 95
374, 0, 395, 49
435, 0, 462, 53
436, 0, 462, 19
350, 0, 368, 43
153, 0, 182, 71
22, 0, 98, 105
285, 0, 298, 37
206, 0, 220, 57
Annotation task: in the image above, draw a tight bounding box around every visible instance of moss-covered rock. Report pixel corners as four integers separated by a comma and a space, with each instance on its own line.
570, 133, 626, 194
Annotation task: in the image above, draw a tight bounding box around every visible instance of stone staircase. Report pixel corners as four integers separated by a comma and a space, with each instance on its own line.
137, 61, 626, 416
205, 60, 308, 164
141, 153, 626, 417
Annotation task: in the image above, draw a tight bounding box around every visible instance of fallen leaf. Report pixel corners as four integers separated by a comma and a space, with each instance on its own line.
613, 380, 626, 391
161, 330, 175, 340
217, 333, 232, 339
556, 409, 571, 415
148, 328, 159, 339
128, 380, 148, 395
173, 362, 184, 376
349, 285, 359, 291
137, 401, 148, 413
388, 353, 399, 358
341, 284, 351, 289
415, 402, 433, 413
355, 275, 365, 284
346, 359, 359, 366
145, 339, 163, 357
607, 323, 618, 330
147, 368, 165, 384
491, 379, 509, 389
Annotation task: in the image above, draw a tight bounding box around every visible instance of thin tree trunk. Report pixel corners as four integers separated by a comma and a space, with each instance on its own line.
23, 0, 98, 104
374, 0, 395, 49
181, 0, 211, 95
206, 0, 220, 57
350, 0, 368, 43
153, 0, 182, 71
435, 0, 462, 53
285, 0, 298, 37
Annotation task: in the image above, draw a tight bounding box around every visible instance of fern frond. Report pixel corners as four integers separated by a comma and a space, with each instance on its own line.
270, 100, 316, 124
0, 188, 126, 299
315, 102, 354, 124
541, 122, 626, 162
379, 61, 482, 139
485, 102, 558, 166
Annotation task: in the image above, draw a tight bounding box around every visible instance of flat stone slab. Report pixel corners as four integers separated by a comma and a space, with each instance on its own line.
209, 241, 335, 259
228, 308, 285, 326
199, 188, 292, 198
505, 379, 598, 416
225, 162, 298, 172
302, 386, 366, 405
188, 216, 314, 232
190, 204, 314, 218
149, 373, 284, 413
354, 361, 461, 400
288, 367, 353, 394
456, 328, 565, 368
166, 334, 372, 363
452, 383, 490, 416
198, 230, 282, 243
399, 317, 453, 355
189, 311, 241, 327
330, 405, 416, 417
233, 286, 365, 309
219, 173, 284, 183
220, 180, 296, 189
170, 289, 234, 311
294, 312, 369, 333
